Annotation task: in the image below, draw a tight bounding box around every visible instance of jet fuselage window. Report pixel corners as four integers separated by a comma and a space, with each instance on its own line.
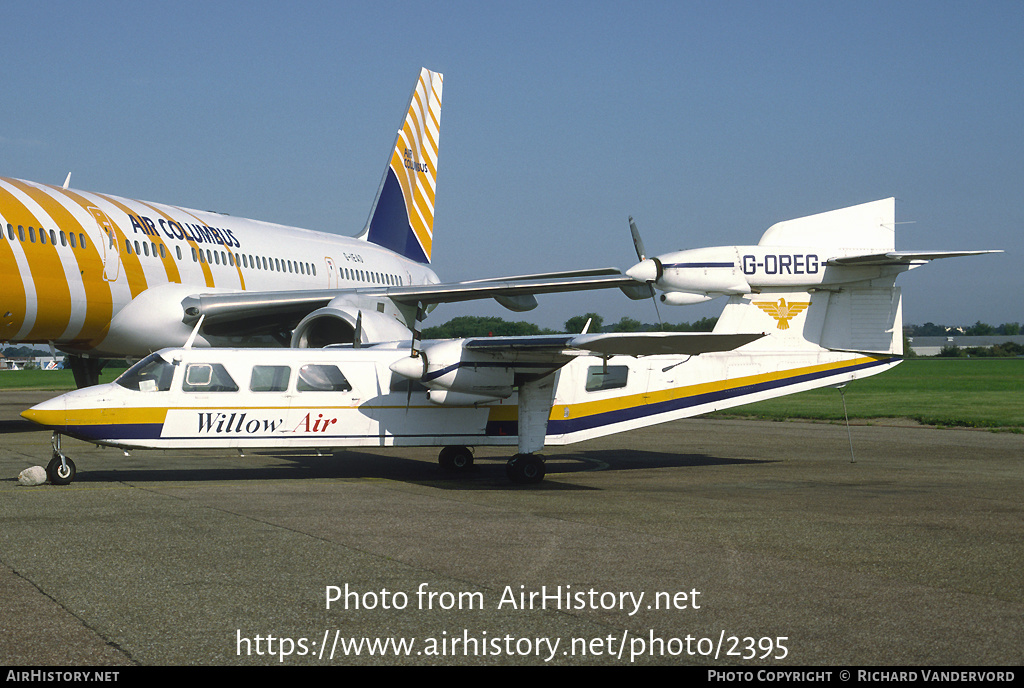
182, 363, 239, 393
115, 353, 175, 392
79, 233, 86, 249
297, 364, 352, 392
250, 365, 291, 392
585, 365, 630, 392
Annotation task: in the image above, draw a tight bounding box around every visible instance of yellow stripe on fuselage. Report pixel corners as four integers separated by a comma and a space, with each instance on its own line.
0, 184, 73, 341
9, 180, 114, 346
552, 355, 887, 422
103, 196, 184, 288
54, 187, 150, 301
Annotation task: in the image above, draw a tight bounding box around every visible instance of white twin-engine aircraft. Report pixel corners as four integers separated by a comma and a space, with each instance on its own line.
0, 67, 645, 386
22, 196, 998, 485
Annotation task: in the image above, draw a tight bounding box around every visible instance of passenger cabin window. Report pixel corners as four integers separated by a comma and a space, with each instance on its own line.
250, 365, 291, 392
297, 364, 352, 392
116, 353, 175, 392
182, 363, 239, 392
585, 365, 629, 392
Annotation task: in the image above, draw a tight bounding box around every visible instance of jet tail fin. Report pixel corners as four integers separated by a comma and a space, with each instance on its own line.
361, 68, 443, 264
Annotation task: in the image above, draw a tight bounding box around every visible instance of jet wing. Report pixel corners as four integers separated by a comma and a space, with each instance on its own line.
826, 250, 1002, 266
180, 269, 646, 331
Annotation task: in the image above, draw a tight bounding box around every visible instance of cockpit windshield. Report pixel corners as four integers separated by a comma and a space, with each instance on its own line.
115, 352, 175, 392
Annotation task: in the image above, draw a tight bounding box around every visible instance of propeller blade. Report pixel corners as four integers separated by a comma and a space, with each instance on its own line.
629, 216, 646, 262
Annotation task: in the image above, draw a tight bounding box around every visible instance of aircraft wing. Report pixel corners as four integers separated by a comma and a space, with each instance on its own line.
826, 250, 1002, 266
462, 331, 765, 356
180, 269, 647, 332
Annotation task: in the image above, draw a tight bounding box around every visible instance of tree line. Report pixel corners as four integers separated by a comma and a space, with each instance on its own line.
421, 313, 719, 339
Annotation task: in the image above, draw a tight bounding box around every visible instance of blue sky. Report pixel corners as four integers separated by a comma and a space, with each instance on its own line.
3, 1, 1020, 330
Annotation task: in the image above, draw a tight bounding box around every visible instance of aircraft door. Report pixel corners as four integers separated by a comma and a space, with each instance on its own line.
324, 257, 337, 288
293, 361, 378, 443
88, 206, 121, 282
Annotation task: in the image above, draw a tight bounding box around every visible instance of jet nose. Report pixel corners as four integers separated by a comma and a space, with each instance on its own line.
626, 259, 659, 283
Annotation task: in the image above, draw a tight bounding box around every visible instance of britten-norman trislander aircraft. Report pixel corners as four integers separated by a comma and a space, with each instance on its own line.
0, 68, 644, 386
22, 198, 999, 485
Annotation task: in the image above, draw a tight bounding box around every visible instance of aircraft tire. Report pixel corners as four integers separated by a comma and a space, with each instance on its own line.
47, 455, 76, 486
439, 446, 474, 472
506, 454, 545, 484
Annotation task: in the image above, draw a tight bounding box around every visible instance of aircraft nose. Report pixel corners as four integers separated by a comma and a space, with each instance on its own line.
625, 259, 658, 283
20, 396, 67, 429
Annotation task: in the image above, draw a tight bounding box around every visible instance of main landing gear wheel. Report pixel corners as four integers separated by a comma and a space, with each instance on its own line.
506, 453, 545, 484
46, 453, 76, 486
438, 446, 475, 472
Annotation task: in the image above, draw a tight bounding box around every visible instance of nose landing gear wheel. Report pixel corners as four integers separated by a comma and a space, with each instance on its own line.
47, 453, 76, 485
47, 432, 76, 485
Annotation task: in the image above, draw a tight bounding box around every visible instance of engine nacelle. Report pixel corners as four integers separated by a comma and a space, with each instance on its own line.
389, 339, 515, 398
660, 291, 715, 306
290, 298, 412, 348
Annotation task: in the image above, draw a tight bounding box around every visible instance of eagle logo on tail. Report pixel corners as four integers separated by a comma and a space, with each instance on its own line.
754, 298, 810, 330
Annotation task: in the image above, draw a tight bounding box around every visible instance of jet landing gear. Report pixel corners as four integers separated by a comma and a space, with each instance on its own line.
47, 433, 77, 485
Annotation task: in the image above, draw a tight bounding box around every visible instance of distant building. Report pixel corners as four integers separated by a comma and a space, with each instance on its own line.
907, 335, 1024, 357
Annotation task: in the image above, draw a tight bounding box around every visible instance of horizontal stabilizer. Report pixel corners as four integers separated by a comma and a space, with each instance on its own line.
827, 250, 1002, 266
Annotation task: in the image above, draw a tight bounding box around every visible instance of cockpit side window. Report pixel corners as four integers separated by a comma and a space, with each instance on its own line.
297, 364, 352, 392
182, 363, 239, 392
251, 365, 291, 392
115, 353, 175, 392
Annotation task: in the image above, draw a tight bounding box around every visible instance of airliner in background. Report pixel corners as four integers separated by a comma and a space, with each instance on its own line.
1, 68, 642, 385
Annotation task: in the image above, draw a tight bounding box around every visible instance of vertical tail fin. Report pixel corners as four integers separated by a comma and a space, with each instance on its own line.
361, 68, 443, 264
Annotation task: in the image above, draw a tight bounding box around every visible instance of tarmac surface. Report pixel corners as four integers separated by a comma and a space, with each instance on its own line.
1, 390, 1021, 666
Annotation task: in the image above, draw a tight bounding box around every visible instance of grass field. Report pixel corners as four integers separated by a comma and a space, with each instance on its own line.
2, 358, 1021, 430
711, 358, 1024, 430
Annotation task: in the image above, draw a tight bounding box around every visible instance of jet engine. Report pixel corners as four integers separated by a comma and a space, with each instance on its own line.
290, 297, 413, 348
